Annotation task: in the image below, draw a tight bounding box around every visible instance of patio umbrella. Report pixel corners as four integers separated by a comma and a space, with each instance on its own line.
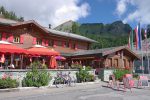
0, 42, 27, 54
0, 54, 5, 63
27, 45, 60, 56
49, 56, 57, 69
0, 54, 5, 68
55, 56, 66, 60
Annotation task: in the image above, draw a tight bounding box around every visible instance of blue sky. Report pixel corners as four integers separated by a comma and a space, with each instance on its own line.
78, 0, 119, 24
78, 0, 136, 27
0, 0, 150, 28
77, 0, 150, 29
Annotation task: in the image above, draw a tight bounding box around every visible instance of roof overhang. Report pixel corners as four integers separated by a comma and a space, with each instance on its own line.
67, 46, 140, 60
102, 46, 140, 60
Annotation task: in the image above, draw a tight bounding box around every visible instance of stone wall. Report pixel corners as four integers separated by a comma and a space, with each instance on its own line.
0, 69, 95, 86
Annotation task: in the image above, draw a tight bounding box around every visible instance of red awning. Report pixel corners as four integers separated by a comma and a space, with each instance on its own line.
0, 44, 27, 54
27, 47, 60, 56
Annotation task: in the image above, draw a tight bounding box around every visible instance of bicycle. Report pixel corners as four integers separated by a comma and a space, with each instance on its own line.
53, 72, 77, 88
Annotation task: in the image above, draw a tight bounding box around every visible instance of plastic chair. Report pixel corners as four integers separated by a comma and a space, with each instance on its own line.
107, 75, 116, 88
123, 74, 134, 92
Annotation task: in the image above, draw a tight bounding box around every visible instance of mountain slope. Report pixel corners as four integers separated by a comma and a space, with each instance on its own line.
54, 20, 131, 49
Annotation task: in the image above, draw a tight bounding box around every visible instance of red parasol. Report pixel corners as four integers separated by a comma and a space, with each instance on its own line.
0, 44, 27, 54
0, 54, 5, 63
27, 45, 60, 56
49, 56, 57, 69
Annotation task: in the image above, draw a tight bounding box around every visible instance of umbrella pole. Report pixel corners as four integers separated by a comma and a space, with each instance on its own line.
20, 55, 23, 69
11, 54, 14, 64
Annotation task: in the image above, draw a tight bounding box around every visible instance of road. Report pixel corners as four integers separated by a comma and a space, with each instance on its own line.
0, 82, 150, 100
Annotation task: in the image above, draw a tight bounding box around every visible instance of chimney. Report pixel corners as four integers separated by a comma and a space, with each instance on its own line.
49, 24, 51, 29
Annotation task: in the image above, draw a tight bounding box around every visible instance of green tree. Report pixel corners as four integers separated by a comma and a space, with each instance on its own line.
0, 6, 24, 21
72, 22, 80, 34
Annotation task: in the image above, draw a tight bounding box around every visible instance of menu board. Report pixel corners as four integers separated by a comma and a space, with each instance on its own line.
138, 76, 149, 87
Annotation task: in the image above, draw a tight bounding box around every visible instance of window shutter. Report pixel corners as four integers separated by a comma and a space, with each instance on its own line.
42, 39, 45, 46
45, 40, 48, 46
20, 35, 24, 44
2, 33, 6, 41
32, 37, 36, 44
9, 34, 14, 42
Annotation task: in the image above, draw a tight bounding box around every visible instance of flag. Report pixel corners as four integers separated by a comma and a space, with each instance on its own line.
144, 29, 147, 39
144, 29, 148, 51
135, 23, 142, 50
138, 23, 142, 50
128, 32, 131, 48
131, 30, 134, 50
128, 30, 134, 50
135, 26, 138, 50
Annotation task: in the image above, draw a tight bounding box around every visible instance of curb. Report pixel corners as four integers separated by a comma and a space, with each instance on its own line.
0, 81, 101, 92
0, 88, 19, 92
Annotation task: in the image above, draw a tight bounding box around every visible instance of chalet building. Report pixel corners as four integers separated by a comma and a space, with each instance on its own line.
0, 18, 96, 54
66, 46, 140, 73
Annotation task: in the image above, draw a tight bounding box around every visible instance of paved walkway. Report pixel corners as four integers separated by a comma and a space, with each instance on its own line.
0, 82, 150, 100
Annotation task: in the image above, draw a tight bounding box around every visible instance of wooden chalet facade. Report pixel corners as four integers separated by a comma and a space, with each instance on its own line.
0, 19, 96, 53
67, 46, 140, 72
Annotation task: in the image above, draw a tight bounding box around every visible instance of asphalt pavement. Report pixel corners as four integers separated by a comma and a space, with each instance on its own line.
0, 82, 150, 100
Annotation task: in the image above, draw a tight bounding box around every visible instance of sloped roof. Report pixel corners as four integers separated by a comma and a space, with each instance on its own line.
45, 28, 97, 43
68, 46, 140, 59
10, 20, 49, 33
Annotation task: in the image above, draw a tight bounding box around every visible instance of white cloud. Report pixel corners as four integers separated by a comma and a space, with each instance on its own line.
116, 0, 127, 16
0, 0, 90, 27
116, 0, 150, 25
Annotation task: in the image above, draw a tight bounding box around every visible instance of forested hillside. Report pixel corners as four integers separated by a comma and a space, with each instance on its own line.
56, 20, 132, 49
0, 6, 24, 21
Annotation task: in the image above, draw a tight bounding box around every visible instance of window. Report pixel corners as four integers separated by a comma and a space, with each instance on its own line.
57, 41, 62, 46
36, 39, 42, 45
123, 59, 126, 68
0, 33, 2, 40
13, 36, 20, 43
49, 40, 54, 46
78, 44, 87, 50
128, 60, 130, 67
108, 58, 112, 67
114, 59, 118, 68
64, 42, 69, 48
71, 43, 76, 49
